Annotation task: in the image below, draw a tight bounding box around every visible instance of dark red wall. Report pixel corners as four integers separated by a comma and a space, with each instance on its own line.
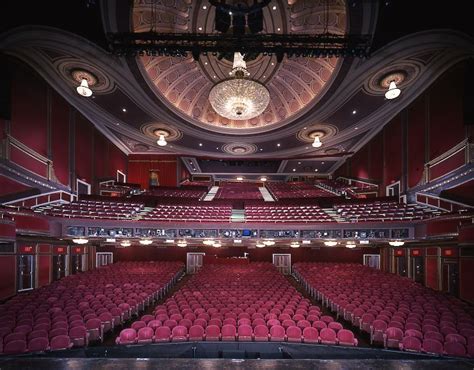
128, 155, 178, 188
6, 58, 128, 190
0, 255, 16, 300
99, 245, 375, 264
335, 63, 469, 192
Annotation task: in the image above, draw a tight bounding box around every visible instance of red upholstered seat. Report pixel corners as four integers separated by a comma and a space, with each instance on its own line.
28, 337, 49, 352
205, 325, 221, 341
302, 327, 319, 344
189, 325, 205, 341
137, 327, 154, 344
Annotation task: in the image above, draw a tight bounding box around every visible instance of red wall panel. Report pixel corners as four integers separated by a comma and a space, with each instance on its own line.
10, 64, 47, 156
429, 66, 465, 160
0, 255, 16, 300
0, 175, 30, 196
383, 115, 402, 188
75, 113, 94, 184
14, 214, 49, 233
38, 255, 51, 287
429, 150, 465, 181
350, 145, 369, 180
128, 155, 177, 188
9, 146, 48, 178
460, 258, 474, 303
407, 96, 426, 188
425, 256, 439, 290
51, 91, 70, 186
108, 141, 127, 180
93, 130, 108, 181
0, 221, 16, 240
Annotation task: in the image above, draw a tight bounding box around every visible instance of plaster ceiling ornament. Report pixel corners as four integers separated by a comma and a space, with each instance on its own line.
56, 58, 114, 94
221, 142, 258, 156
364, 60, 422, 97
133, 0, 346, 132
296, 124, 338, 145
141, 122, 183, 143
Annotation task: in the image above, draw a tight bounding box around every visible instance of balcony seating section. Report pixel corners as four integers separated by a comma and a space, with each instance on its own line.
216, 182, 263, 200
116, 263, 355, 346
0, 261, 183, 355
266, 182, 335, 199
294, 263, 474, 357
147, 188, 206, 199
245, 204, 334, 223
43, 200, 144, 220
334, 201, 440, 222
142, 203, 232, 222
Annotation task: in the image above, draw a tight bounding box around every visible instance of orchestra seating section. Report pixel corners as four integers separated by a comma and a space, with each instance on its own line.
245, 203, 334, 223
99, 182, 141, 197
43, 200, 145, 220
334, 201, 441, 222
141, 202, 233, 222
0, 262, 184, 355
216, 182, 263, 200
266, 182, 335, 199
293, 263, 474, 357
116, 263, 357, 346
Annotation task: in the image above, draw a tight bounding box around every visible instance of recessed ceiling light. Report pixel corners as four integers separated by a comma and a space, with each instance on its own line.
277, 143, 280, 147
204, 62, 208, 65
272, 5, 277, 10
260, 148, 263, 151
292, 168, 296, 172
216, 147, 219, 150
202, 5, 207, 9
115, 123, 120, 126
271, 62, 275, 66
122, 108, 127, 112
263, 75, 266, 78
303, 127, 307, 129
229, 11, 232, 15
213, 75, 217, 78
315, 169, 318, 172
277, 27, 281, 31
352, 110, 357, 114
322, 162, 325, 164
198, 27, 202, 31
199, 143, 203, 146
354, 127, 358, 130
298, 161, 301, 165
306, 147, 309, 149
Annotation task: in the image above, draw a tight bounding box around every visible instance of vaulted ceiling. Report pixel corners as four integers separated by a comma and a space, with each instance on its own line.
0, 0, 473, 176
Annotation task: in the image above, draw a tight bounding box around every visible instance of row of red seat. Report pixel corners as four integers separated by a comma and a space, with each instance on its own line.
266, 182, 335, 200
116, 263, 357, 346
293, 262, 474, 357
245, 204, 333, 223
0, 261, 184, 355
44, 200, 144, 220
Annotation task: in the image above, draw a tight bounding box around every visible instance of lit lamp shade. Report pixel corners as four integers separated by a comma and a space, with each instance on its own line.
312, 135, 322, 148
76, 79, 92, 97
157, 134, 167, 146
385, 81, 401, 100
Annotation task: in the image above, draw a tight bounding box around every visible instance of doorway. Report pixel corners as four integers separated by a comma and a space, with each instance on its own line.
273, 254, 291, 275
411, 256, 425, 283
442, 261, 459, 296
363, 254, 380, 269
187, 253, 205, 274
96, 252, 113, 267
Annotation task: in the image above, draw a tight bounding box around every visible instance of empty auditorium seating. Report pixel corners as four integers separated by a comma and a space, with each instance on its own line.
266, 182, 334, 199
334, 201, 440, 222
116, 263, 352, 347
245, 203, 333, 223
0, 261, 183, 355
147, 187, 207, 199
216, 182, 263, 200
142, 202, 232, 222
43, 199, 144, 220
294, 262, 474, 357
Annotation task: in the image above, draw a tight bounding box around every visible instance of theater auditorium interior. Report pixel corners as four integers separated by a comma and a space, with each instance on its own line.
0, 0, 473, 369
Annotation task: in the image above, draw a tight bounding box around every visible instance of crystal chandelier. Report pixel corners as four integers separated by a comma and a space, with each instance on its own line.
209, 52, 270, 120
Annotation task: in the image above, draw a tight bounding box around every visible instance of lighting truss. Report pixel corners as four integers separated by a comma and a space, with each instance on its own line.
107, 32, 372, 61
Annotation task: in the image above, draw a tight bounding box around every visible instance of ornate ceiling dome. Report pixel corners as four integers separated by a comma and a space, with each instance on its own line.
133, 0, 347, 133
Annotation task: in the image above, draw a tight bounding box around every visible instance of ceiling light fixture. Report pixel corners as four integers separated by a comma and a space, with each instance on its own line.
105, 238, 116, 243
346, 241, 356, 249
302, 240, 311, 244
234, 239, 242, 244
177, 241, 187, 248
324, 241, 338, 247
263, 240, 275, 246
290, 241, 300, 248
213, 242, 222, 248
312, 135, 322, 148
388, 240, 405, 247
236, 176, 243, 181
256, 243, 265, 248
72, 238, 88, 244
139, 239, 153, 245
165, 239, 175, 243
157, 134, 167, 146
385, 81, 401, 100
260, 177, 267, 182
209, 52, 270, 120
120, 240, 131, 247
76, 79, 92, 97
203, 239, 215, 246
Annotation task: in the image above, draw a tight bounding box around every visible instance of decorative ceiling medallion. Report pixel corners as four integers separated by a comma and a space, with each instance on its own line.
364, 60, 422, 96
296, 124, 338, 143
222, 143, 258, 156
56, 58, 113, 94
324, 147, 341, 155
133, 143, 150, 151
141, 123, 182, 142
133, 1, 346, 132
